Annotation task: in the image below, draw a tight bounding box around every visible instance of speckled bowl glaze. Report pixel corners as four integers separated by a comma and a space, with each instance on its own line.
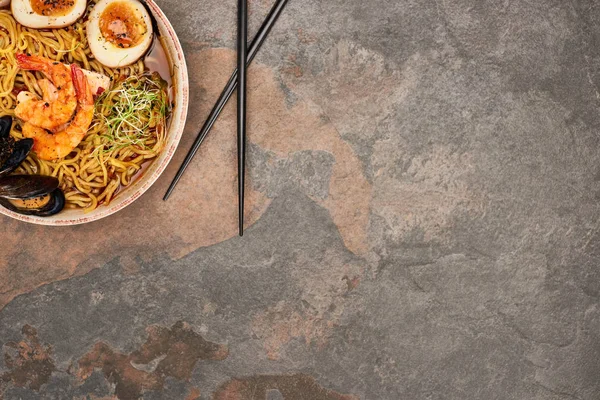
0, 0, 189, 225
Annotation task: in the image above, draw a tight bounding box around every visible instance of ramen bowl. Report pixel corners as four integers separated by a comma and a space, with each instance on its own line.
0, 0, 189, 226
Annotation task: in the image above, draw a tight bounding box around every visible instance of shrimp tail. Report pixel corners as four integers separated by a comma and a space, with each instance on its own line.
71, 64, 93, 106
16, 53, 50, 72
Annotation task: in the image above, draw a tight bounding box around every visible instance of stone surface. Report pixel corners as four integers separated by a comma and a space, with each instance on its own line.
1, 0, 600, 399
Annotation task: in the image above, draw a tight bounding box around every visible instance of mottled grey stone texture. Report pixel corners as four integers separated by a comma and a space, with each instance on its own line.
2, 0, 600, 399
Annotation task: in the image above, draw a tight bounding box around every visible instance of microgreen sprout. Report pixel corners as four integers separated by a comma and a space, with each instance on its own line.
94, 73, 170, 157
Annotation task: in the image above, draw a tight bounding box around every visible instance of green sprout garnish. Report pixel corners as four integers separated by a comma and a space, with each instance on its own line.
94, 73, 170, 157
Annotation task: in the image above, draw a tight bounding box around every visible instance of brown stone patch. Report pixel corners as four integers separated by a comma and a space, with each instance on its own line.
252, 250, 364, 360
213, 374, 358, 400
296, 28, 318, 44
186, 386, 201, 400
252, 304, 334, 361
0, 47, 371, 311
282, 55, 304, 78
76, 321, 228, 400
0, 325, 55, 395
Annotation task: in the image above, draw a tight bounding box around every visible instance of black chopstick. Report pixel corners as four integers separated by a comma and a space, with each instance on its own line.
163, 0, 290, 202
237, 0, 248, 236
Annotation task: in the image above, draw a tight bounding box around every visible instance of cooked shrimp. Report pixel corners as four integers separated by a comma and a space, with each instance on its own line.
14, 53, 77, 131
22, 64, 94, 161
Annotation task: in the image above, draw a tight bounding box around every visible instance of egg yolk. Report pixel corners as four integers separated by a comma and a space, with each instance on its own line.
99, 2, 147, 48
31, 0, 76, 17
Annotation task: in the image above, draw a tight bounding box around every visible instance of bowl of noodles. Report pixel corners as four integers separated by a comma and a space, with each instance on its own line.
0, 0, 189, 225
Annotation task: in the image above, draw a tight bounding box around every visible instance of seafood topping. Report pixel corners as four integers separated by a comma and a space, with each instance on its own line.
0, 188, 65, 216
22, 63, 94, 161
0, 137, 15, 168
0, 139, 33, 178
0, 115, 12, 138
0, 175, 58, 199
15, 53, 77, 131
0, 117, 65, 217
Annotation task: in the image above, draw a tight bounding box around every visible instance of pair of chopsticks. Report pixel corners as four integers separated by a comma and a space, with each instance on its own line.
163, 0, 290, 237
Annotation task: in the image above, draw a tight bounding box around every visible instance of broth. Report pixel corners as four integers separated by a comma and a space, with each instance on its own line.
144, 35, 175, 102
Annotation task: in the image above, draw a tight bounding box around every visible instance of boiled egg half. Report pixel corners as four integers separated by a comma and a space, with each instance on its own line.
87, 0, 153, 68
12, 0, 87, 29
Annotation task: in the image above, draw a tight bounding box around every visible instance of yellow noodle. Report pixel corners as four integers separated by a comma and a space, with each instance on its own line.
0, 3, 169, 213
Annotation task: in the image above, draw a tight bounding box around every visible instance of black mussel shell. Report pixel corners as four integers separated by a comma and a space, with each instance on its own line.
0, 188, 65, 217
0, 116, 12, 138
0, 138, 33, 178
0, 136, 15, 168
0, 175, 59, 199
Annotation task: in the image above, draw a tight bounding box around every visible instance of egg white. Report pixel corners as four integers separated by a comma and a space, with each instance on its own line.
87, 0, 153, 68
11, 0, 87, 29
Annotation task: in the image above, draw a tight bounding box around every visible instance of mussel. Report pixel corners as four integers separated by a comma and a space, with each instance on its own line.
0, 175, 59, 199
0, 176, 65, 216
0, 114, 34, 178
0, 137, 34, 178
0, 116, 65, 217
0, 115, 12, 138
